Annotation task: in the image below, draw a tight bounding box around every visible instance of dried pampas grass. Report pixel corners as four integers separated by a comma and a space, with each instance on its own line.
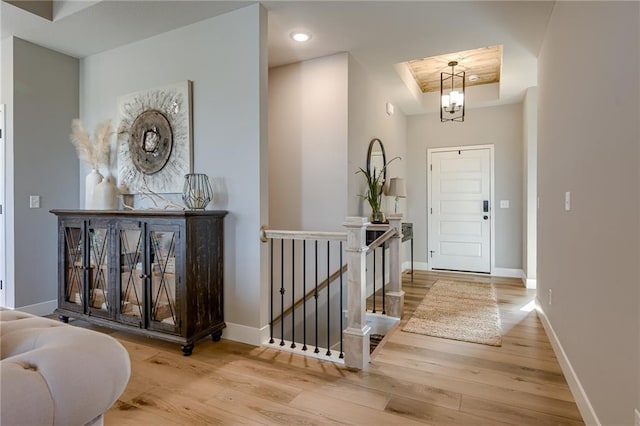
70, 119, 113, 170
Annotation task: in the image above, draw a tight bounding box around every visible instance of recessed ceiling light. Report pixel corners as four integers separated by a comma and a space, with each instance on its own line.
291, 32, 311, 42
468, 75, 480, 82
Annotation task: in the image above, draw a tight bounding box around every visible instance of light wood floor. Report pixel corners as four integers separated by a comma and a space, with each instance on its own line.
96, 270, 583, 425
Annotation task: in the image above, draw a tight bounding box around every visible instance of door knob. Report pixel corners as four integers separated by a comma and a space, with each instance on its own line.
483, 215, 489, 220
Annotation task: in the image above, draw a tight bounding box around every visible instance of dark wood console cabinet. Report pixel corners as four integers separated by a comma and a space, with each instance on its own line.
51, 210, 227, 356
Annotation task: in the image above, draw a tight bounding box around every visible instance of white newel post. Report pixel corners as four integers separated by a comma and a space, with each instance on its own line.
343, 216, 371, 370
387, 214, 405, 319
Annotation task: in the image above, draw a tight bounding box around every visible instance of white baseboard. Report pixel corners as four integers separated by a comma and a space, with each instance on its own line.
403, 261, 430, 272
405, 264, 533, 288
16, 299, 57, 317
535, 298, 600, 426
223, 322, 269, 346
520, 270, 537, 289
409, 261, 430, 271
408, 264, 527, 282
492, 267, 523, 279
260, 337, 345, 364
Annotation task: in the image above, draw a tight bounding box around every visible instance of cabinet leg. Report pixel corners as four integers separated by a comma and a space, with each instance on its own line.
58, 315, 69, 323
181, 344, 194, 356
211, 331, 222, 342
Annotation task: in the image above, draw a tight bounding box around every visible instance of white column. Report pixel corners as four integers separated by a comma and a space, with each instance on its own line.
343, 216, 370, 370
386, 214, 405, 319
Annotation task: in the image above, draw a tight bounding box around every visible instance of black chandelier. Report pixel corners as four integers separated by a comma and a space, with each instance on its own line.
440, 61, 465, 122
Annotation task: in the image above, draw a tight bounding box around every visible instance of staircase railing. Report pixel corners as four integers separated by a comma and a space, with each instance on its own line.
270, 263, 348, 327
261, 214, 404, 370
262, 230, 347, 361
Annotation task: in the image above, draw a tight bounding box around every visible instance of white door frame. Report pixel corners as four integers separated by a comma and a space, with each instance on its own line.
427, 144, 495, 274
0, 104, 5, 307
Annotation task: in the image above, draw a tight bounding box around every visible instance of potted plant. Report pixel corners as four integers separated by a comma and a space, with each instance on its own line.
357, 156, 400, 223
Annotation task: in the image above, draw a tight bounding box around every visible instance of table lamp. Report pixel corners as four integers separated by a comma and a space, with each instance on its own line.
385, 177, 406, 213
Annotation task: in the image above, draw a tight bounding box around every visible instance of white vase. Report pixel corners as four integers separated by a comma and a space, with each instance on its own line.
85, 169, 104, 209
93, 174, 119, 210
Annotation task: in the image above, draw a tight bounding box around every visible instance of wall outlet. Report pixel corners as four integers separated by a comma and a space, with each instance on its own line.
500, 200, 510, 208
548, 289, 553, 306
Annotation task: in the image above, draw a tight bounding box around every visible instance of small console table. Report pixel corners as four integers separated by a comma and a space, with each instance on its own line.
366, 222, 414, 281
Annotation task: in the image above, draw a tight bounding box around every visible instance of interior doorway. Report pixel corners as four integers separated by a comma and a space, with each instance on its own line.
427, 145, 495, 274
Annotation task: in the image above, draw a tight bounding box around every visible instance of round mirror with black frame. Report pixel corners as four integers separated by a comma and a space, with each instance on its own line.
363, 138, 388, 223
366, 138, 387, 184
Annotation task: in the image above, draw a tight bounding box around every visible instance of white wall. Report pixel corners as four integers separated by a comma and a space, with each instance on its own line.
537, 2, 639, 424
347, 55, 407, 219
522, 87, 537, 285
269, 52, 409, 232
268, 53, 348, 232
407, 104, 523, 270
269, 52, 408, 227
1, 37, 79, 312
80, 4, 268, 342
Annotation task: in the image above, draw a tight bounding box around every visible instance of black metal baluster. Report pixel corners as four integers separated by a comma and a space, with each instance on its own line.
382, 244, 386, 315
302, 240, 307, 351
269, 239, 274, 344
339, 241, 344, 359
280, 239, 285, 346
314, 240, 319, 354
326, 240, 331, 356
291, 240, 296, 349
372, 248, 377, 313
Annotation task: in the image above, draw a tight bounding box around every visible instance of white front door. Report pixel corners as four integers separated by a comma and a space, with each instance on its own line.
428, 147, 491, 273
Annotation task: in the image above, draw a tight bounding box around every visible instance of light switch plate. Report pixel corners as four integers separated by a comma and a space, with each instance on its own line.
565, 191, 571, 211
500, 200, 509, 209
386, 102, 394, 116
29, 195, 40, 209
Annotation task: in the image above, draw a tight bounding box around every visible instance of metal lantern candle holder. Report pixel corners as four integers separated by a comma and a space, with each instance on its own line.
182, 173, 213, 210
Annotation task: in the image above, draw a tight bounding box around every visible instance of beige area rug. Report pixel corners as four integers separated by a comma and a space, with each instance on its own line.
402, 280, 502, 346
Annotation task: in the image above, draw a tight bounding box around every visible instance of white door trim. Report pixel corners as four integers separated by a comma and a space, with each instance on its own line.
0, 104, 5, 307
427, 144, 495, 274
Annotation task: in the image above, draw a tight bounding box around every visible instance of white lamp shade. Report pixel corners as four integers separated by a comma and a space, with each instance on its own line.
386, 177, 407, 198
448, 91, 464, 106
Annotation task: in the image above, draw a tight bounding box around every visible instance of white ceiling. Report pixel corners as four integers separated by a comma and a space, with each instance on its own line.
1, 0, 555, 115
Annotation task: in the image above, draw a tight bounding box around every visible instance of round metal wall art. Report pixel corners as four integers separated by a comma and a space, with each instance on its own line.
129, 110, 173, 175
117, 81, 193, 194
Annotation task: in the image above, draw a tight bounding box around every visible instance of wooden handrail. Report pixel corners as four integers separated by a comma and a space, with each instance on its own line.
368, 228, 397, 251
271, 263, 348, 325
262, 228, 347, 242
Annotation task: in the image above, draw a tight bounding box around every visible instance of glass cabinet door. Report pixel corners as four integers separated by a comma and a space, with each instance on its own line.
117, 223, 145, 327
147, 224, 180, 334
61, 221, 84, 312
87, 221, 110, 318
